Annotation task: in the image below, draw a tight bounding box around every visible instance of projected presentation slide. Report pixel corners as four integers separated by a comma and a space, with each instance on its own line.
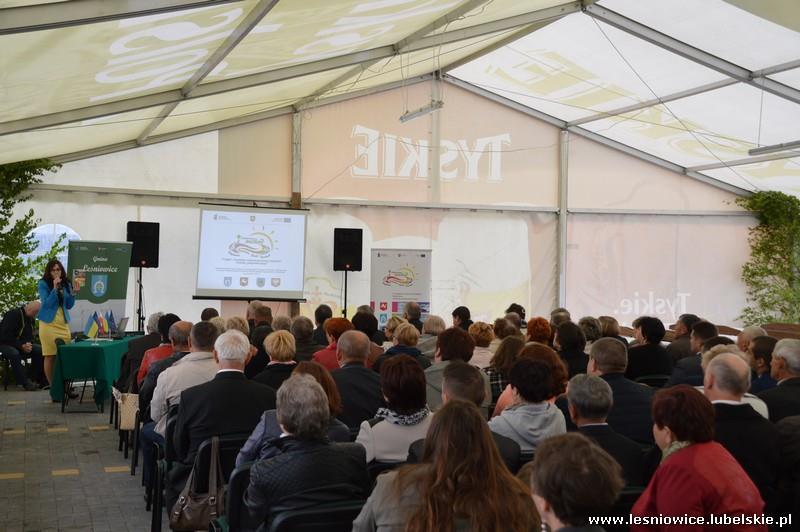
195, 207, 307, 300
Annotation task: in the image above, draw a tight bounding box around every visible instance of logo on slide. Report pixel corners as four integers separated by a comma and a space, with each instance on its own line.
240, 277, 248, 287
224, 277, 232, 287
382, 267, 415, 287
256, 278, 265, 288
90, 275, 108, 298
379, 302, 388, 311
271, 278, 281, 287
228, 231, 274, 258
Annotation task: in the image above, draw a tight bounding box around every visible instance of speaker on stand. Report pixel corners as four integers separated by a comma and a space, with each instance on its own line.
126, 221, 160, 333
333, 228, 363, 319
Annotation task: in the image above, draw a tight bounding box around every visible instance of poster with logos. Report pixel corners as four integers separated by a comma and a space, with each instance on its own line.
370, 249, 431, 329
67, 240, 132, 334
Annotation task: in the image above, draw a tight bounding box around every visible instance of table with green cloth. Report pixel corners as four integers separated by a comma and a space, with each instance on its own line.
50, 336, 137, 410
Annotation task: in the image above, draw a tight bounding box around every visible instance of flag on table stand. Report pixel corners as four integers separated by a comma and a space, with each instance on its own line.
105, 310, 116, 334
84, 312, 99, 338
95, 313, 108, 336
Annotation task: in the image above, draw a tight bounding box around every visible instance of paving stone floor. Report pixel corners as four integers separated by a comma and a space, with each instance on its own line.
0, 385, 165, 531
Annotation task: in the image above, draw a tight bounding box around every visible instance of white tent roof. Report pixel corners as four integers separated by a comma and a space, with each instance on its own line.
2, 0, 799, 195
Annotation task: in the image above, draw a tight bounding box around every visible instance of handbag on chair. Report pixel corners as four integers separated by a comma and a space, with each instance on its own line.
169, 436, 226, 531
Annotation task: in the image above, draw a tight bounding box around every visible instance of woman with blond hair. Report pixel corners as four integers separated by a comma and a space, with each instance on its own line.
373, 322, 431, 372
253, 330, 297, 390
353, 399, 539, 531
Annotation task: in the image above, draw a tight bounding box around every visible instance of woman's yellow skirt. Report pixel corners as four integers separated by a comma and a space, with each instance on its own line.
40, 307, 71, 356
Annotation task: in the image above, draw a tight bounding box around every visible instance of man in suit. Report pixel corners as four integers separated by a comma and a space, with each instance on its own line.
625, 316, 672, 381
168, 329, 277, 509
666, 320, 718, 387
748, 335, 778, 394
120, 311, 163, 392
313, 304, 333, 346
408, 361, 522, 473
737, 325, 766, 353
245, 304, 273, 378
403, 301, 424, 333
331, 330, 383, 429
758, 339, 800, 422
666, 313, 700, 365
291, 316, 323, 362
566, 374, 655, 487
0, 300, 43, 390
704, 353, 779, 509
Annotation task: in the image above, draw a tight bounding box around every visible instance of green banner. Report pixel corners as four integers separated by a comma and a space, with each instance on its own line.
67, 241, 132, 333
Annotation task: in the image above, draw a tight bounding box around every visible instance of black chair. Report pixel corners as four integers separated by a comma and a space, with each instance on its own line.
267, 500, 366, 532
209, 462, 253, 532
348, 426, 360, 442
518, 451, 535, 467
148, 404, 180, 521
191, 434, 250, 494
635, 374, 671, 388
367, 461, 403, 485
605, 486, 645, 532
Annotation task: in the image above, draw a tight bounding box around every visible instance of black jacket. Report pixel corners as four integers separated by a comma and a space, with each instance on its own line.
407, 430, 521, 473
372, 345, 431, 373
625, 343, 673, 382
665, 353, 703, 387
312, 326, 327, 346
246, 323, 274, 378
601, 373, 655, 444
758, 377, 800, 422
666, 335, 692, 365
122, 332, 162, 392
294, 339, 323, 362
174, 371, 276, 464
578, 424, 657, 487
243, 438, 369, 531
713, 402, 780, 507
0, 306, 34, 349
332, 363, 384, 429
253, 363, 296, 391
559, 348, 588, 378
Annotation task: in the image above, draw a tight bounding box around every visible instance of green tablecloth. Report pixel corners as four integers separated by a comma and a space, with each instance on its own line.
50, 336, 136, 407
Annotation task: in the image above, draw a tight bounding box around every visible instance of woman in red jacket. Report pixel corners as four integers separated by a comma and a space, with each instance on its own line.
632, 385, 765, 532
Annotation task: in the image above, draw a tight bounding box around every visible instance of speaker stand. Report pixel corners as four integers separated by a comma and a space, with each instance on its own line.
136, 267, 145, 333
342, 270, 349, 319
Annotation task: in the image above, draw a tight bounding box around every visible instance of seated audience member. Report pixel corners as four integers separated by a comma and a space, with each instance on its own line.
209, 316, 226, 335
665, 313, 701, 364
248, 305, 272, 348
554, 321, 588, 377
451, 305, 473, 331
758, 339, 800, 422
504, 312, 523, 334
526, 317, 551, 345
626, 316, 672, 382
776, 415, 800, 514
353, 400, 539, 532
585, 338, 655, 444
356, 304, 373, 314
246, 300, 264, 331
120, 311, 163, 392
484, 336, 526, 405
0, 300, 43, 390
358, 304, 387, 345
169, 330, 277, 509
373, 322, 430, 372
200, 307, 218, 321
666, 320, 718, 387
408, 362, 521, 473
312, 304, 333, 346
488, 358, 566, 452
312, 317, 354, 371
290, 316, 323, 362
631, 386, 765, 528
331, 331, 384, 429
243, 374, 369, 531
381, 316, 406, 350
426, 327, 490, 412
549, 307, 571, 331
567, 374, 656, 487
749, 335, 778, 393
356, 355, 432, 463
418, 314, 445, 359
704, 353, 779, 509
403, 301, 424, 333
492, 343, 568, 418
226, 315, 250, 336
578, 316, 602, 354
138, 321, 192, 417
350, 311, 383, 368
531, 433, 624, 532
737, 325, 767, 353
253, 330, 297, 390
506, 303, 526, 324
136, 313, 180, 386
598, 315, 629, 349
700, 345, 769, 419
237, 361, 350, 467
271, 315, 291, 332
491, 318, 518, 352
468, 321, 495, 369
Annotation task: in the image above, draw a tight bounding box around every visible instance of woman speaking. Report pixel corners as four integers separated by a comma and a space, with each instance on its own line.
37, 259, 75, 386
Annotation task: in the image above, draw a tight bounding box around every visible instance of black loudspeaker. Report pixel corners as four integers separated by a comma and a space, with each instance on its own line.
333, 228, 362, 271
126, 221, 160, 268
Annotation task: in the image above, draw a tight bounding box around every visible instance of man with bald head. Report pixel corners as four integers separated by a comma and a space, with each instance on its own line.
705, 353, 779, 508
737, 325, 767, 353
138, 321, 193, 417
332, 330, 383, 429
0, 300, 43, 390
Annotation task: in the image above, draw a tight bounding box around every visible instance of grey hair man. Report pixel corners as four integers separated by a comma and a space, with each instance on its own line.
758, 338, 800, 422
356, 304, 374, 315
403, 301, 423, 333
271, 315, 292, 332
737, 325, 767, 353
566, 374, 653, 486
332, 330, 383, 429
705, 353, 779, 504
146, 312, 164, 334
292, 315, 323, 362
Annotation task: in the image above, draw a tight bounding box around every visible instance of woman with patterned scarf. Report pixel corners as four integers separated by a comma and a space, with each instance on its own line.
355, 354, 432, 463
